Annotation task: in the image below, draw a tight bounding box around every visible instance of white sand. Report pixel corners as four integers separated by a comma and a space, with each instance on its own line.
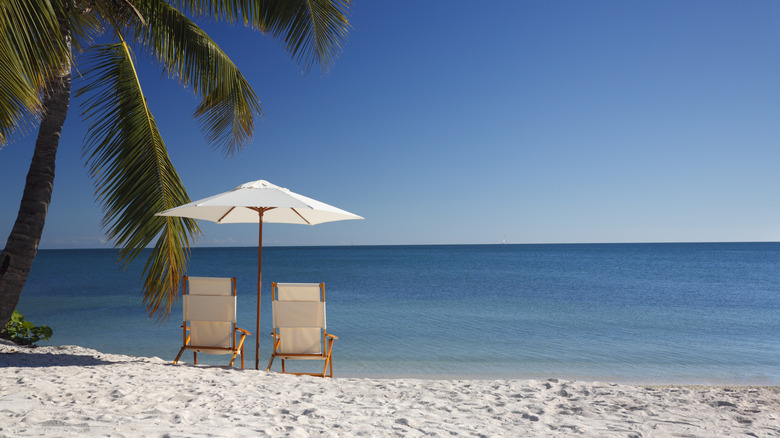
1, 342, 779, 437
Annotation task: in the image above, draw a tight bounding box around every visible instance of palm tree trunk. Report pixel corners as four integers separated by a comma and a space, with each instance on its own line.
0, 63, 72, 327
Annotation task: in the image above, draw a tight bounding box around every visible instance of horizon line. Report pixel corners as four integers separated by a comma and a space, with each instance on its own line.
36, 240, 780, 251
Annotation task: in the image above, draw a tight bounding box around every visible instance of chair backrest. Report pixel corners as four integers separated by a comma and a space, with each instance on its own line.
183, 276, 236, 349
272, 283, 326, 354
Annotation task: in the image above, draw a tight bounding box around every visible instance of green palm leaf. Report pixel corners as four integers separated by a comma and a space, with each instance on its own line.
253, 0, 351, 72
129, 0, 261, 157
78, 42, 201, 319
0, 0, 70, 144
168, 0, 351, 72
64, 0, 103, 52
0, 33, 38, 145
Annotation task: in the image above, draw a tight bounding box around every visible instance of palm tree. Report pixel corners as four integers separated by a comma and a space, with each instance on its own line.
0, 0, 351, 325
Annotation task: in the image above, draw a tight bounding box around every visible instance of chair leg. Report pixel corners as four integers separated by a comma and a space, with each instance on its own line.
324, 337, 335, 377
194, 352, 198, 365
173, 347, 186, 364
322, 356, 330, 377
266, 355, 276, 372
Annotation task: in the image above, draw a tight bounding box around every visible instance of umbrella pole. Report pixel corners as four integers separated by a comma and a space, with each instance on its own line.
256, 211, 264, 370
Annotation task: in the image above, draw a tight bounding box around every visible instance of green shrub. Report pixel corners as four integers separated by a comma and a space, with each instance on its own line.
2, 310, 53, 346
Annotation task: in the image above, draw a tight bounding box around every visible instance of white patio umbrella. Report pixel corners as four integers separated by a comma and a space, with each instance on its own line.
157, 179, 363, 369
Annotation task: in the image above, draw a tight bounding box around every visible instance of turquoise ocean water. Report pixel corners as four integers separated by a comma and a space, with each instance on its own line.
9, 243, 780, 385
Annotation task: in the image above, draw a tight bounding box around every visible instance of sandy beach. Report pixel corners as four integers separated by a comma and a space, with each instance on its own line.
1, 342, 778, 437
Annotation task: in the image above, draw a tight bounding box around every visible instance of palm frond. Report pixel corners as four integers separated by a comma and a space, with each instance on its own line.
129, 0, 261, 157
0, 0, 69, 76
167, 0, 352, 73
87, 0, 146, 32
77, 42, 201, 319
0, 0, 71, 144
167, 0, 252, 24
0, 32, 39, 145
66, 0, 104, 53
254, 0, 352, 73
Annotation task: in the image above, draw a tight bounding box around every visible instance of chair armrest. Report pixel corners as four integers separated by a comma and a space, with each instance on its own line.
326, 334, 338, 340
236, 327, 252, 336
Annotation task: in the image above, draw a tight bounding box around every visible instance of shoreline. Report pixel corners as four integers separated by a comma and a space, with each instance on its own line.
2, 343, 779, 437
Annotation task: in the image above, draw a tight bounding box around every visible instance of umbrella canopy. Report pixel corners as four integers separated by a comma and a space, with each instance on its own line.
157, 179, 363, 369
158, 179, 362, 225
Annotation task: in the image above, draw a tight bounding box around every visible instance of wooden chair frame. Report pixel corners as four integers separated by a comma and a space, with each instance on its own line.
173, 276, 251, 369
266, 282, 338, 378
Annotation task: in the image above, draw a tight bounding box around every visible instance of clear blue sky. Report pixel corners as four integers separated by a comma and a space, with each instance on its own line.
2, 0, 780, 249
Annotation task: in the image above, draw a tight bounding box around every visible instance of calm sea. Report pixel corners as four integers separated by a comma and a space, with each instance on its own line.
9, 243, 780, 385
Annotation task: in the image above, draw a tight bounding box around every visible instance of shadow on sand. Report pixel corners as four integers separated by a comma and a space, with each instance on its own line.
0, 350, 117, 367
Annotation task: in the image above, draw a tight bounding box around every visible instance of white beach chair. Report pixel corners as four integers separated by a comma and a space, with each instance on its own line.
173, 276, 251, 369
266, 282, 337, 377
